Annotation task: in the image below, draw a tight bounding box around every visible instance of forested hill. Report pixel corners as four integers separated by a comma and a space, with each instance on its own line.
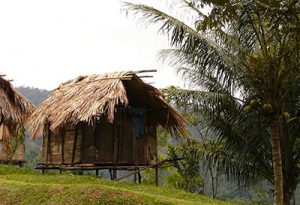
16, 86, 50, 168
17, 86, 50, 106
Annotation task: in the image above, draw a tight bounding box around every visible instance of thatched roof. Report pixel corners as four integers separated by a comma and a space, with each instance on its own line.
27, 71, 186, 139
0, 76, 35, 134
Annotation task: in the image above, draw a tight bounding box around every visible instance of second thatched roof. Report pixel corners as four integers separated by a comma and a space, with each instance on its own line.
27, 71, 186, 139
0, 75, 35, 134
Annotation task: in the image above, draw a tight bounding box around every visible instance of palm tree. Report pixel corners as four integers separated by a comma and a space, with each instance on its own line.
124, 1, 300, 204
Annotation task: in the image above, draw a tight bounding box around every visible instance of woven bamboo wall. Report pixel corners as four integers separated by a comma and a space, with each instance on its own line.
0, 141, 24, 161
41, 110, 157, 166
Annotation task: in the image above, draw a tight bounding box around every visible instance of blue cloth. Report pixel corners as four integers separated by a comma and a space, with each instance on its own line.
132, 107, 145, 138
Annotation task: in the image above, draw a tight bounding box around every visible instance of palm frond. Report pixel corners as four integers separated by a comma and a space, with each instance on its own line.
123, 2, 241, 71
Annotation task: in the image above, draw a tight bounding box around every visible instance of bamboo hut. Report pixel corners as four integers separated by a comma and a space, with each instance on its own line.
0, 75, 35, 165
27, 71, 185, 176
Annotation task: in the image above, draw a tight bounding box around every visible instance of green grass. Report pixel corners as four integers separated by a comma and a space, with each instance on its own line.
0, 165, 235, 205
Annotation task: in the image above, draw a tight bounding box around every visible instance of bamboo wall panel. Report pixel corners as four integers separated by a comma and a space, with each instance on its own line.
63, 130, 75, 164
134, 133, 146, 165
41, 116, 158, 166
12, 143, 25, 161
82, 124, 96, 163
146, 125, 157, 165
97, 119, 114, 163
118, 113, 133, 164
0, 140, 24, 161
50, 133, 62, 164
41, 129, 47, 163
73, 124, 82, 163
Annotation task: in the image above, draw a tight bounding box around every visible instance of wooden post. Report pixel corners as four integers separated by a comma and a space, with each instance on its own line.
96, 169, 99, 176
155, 166, 159, 186
116, 159, 182, 182
113, 112, 119, 163
112, 169, 117, 180
94, 119, 100, 162
80, 124, 86, 163
112, 168, 118, 180
42, 169, 45, 174
94, 119, 98, 148
138, 171, 141, 184
134, 173, 137, 183
72, 124, 78, 164
61, 129, 65, 165
42, 132, 46, 164
116, 160, 169, 181
144, 110, 147, 165
109, 169, 113, 180
132, 120, 136, 166
47, 123, 51, 165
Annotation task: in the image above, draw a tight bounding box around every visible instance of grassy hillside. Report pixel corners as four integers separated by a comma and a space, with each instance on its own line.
0, 165, 235, 205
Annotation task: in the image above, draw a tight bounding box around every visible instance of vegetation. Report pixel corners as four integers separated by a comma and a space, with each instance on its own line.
0, 165, 235, 205
6, 127, 25, 161
1, 0, 298, 204
124, 1, 300, 204
168, 139, 204, 194
15, 68, 299, 204
17, 86, 50, 107
17, 86, 48, 169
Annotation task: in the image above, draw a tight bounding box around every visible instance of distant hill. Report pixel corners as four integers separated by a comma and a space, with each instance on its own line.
16, 86, 51, 168
17, 86, 50, 106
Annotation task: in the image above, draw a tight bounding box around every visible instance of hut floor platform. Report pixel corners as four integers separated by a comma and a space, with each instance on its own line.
36, 159, 181, 186
35, 163, 149, 171
36, 163, 156, 184
0, 160, 25, 167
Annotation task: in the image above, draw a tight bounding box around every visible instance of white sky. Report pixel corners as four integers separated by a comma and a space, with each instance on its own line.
0, 0, 184, 90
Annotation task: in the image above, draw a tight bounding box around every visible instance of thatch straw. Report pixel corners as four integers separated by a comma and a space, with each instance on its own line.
27, 71, 186, 139
0, 76, 35, 135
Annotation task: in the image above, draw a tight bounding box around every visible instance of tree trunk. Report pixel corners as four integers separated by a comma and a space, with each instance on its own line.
281, 116, 297, 205
270, 118, 284, 205
283, 190, 293, 205
283, 176, 297, 205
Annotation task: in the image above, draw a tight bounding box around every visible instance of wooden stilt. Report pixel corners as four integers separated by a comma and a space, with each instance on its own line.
109, 169, 113, 180
134, 172, 137, 183
42, 169, 45, 174
116, 160, 170, 181
96, 169, 99, 176
138, 171, 141, 184
155, 166, 159, 186
112, 169, 117, 180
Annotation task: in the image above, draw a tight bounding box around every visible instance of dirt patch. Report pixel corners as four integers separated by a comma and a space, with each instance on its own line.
90, 188, 102, 200
53, 186, 64, 195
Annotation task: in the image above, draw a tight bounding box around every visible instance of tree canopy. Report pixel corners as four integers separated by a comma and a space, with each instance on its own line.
124, 0, 300, 204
